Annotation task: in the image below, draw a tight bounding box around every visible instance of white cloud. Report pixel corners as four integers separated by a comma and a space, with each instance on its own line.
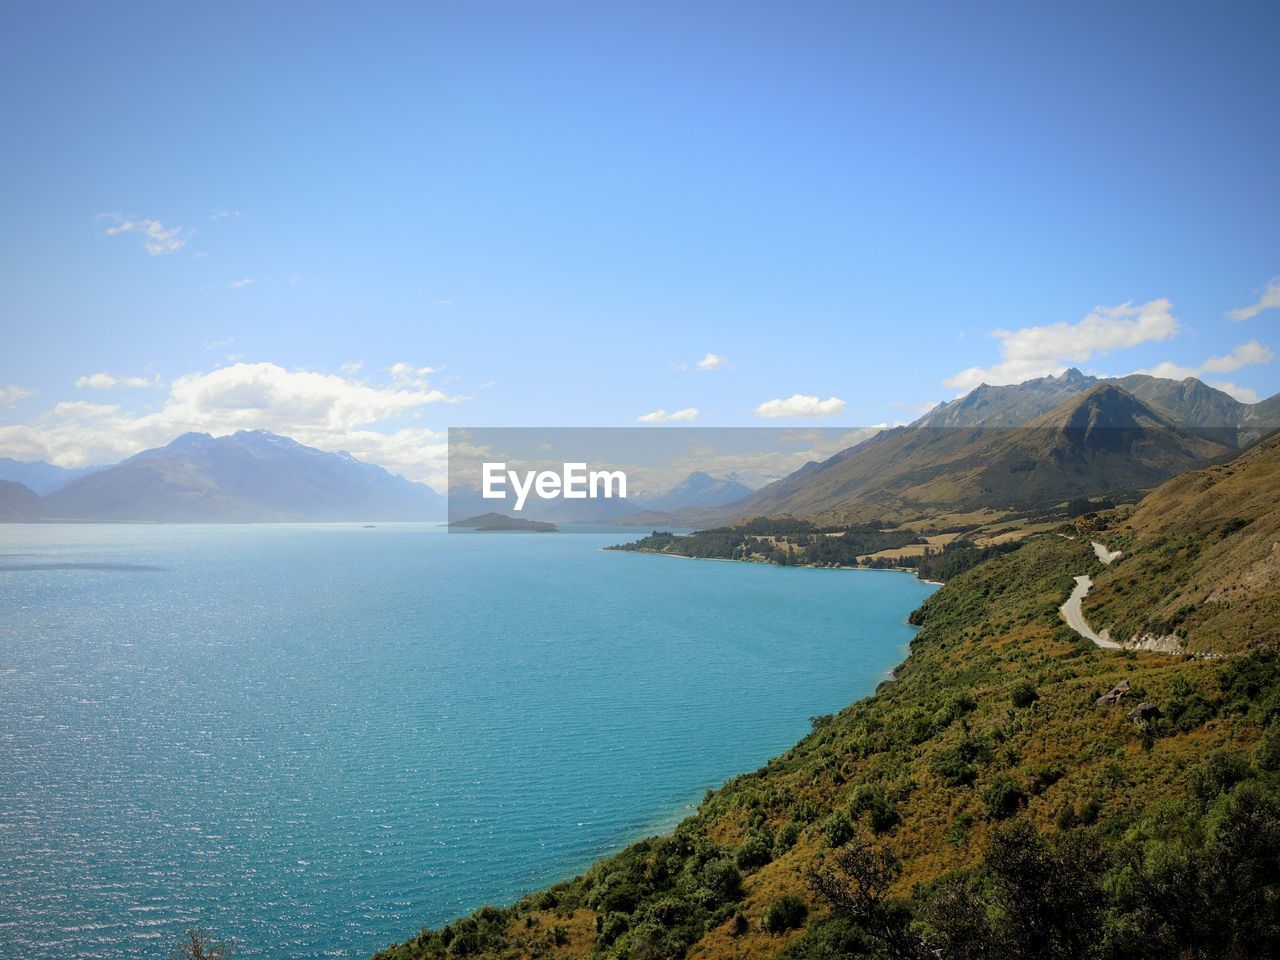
754, 394, 846, 419
389, 362, 441, 388
229, 277, 254, 290
1206, 381, 1261, 403
203, 337, 235, 350
945, 298, 1179, 392
75, 373, 162, 390
0, 362, 465, 485
1133, 341, 1274, 381
0, 385, 36, 408
102, 214, 191, 255
637, 407, 700, 422
696, 352, 728, 371
1229, 278, 1280, 322
209, 208, 243, 221
340, 360, 364, 375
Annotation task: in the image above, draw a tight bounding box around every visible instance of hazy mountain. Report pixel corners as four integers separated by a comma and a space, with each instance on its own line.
0, 479, 42, 521
918, 368, 1278, 443
0, 457, 102, 495
709, 385, 1233, 523
39, 430, 445, 522
448, 470, 754, 525
634, 472, 753, 513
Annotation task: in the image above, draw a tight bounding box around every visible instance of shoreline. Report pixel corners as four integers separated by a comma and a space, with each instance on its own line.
605, 544, 932, 580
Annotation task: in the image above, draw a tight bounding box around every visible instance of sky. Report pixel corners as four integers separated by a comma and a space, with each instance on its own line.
1, 0, 1277, 489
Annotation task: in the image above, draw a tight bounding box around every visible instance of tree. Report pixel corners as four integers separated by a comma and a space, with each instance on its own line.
171, 928, 233, 960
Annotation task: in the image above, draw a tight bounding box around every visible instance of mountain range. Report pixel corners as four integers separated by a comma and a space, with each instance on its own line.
2, 371, 1276, 525
5, 430, 446, 522
917, 368, 1279, 441
687, 373, 1280, 525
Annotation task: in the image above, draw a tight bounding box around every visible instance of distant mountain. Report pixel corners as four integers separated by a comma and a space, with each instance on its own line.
0, 457, 102, 495
710, 385, 1233, 523
0, 479, 41, 521
448, 470, 754, 525
918, 368, 1279, 444
634, 472, 753, 513
38, 430, 445, 522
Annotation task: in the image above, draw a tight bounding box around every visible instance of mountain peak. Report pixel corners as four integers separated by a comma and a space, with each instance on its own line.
42, 430, 443, 522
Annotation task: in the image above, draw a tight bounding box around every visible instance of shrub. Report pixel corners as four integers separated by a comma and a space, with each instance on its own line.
1256, 723, 1280, 772
596, 912, 629, 947
983, 778, 1027, 820
735, 833, 773, 871
700, 858, 743, 903
930, 744, 978, 787
761, 895, 809, 933
1188, 750, 1253, 807
823, 812, 855, 847
1010, 680, 1039, 708
849, 785, 900, 833
774, 820, 802, 855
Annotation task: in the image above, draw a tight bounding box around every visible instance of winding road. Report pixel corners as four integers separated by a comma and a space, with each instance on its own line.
1059, 541, 1123, 650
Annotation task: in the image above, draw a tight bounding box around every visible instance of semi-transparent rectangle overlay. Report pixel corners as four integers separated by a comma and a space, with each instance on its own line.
445, 425, 1236, 531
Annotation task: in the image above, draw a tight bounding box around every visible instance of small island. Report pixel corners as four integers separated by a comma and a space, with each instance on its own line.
449, 512, 558, 532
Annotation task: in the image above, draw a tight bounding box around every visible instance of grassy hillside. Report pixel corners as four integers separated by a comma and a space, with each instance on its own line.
373, 509, 1280, 958
1083, 430, 1280, 655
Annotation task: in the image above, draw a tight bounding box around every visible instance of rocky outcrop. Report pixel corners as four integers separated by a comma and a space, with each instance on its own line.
1129, 702, 1161, 724
1096, 680, 1130, 707
1125, 633, 1185, 654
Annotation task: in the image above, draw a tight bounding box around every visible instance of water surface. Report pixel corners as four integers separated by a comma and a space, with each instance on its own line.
0, 523, 935, 959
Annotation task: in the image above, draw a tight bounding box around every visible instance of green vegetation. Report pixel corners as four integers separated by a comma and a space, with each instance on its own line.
608, 519, 924, 569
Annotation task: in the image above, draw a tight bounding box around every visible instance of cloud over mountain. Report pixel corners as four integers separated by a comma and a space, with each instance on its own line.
945, 299, 1180, 391
0, 362, 461, 487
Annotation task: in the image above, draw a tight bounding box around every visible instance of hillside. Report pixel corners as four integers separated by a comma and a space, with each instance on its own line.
0, 457, 100, 495
716, 385, 1232, 524
37, 430, 445, 522
372, 437, 1280, 960
0, 479, 41, 521
1082, 429, 1280, 655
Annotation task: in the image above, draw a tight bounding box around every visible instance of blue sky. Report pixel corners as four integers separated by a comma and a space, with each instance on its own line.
1, 0, 1277, 487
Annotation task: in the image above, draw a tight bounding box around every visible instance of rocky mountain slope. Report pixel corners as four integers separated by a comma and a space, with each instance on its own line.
717, 385, 1233, 524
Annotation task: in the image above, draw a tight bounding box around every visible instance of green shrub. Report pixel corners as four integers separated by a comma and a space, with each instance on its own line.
823, 812, 855, 847
774, 820, 802, 855
1010, 680, 1039, 708
1256, 723, 1280, 772
982, 778, 1027, 820
761, 895, 809, 934
735, 833, 773, 871
849, 785, 900, 833
1189, 750, 1253, 807
700, 858, 743, 903
595, 911, 629, 947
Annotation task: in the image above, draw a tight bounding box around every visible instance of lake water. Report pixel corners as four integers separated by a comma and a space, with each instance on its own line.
0, 524, 936, 959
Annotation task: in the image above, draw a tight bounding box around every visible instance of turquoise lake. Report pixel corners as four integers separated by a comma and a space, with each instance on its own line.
0, 524, 937, 959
